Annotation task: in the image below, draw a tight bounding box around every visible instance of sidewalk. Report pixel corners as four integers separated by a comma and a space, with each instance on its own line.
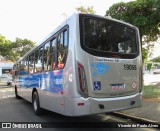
114, 73, 160, 125
114, 99, 160, 124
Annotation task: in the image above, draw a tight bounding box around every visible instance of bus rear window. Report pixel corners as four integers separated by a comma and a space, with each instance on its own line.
80, 16, 139, 58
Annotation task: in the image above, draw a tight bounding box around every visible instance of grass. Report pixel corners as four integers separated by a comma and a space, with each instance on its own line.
143, 85, 160, 99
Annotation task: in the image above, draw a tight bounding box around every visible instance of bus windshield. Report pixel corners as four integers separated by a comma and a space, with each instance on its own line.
80, 16, 139, 58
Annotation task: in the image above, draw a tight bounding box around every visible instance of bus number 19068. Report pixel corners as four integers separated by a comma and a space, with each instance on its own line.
124, 64, 137, 70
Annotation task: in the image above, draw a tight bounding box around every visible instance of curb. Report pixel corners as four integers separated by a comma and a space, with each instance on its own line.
143, 98, 160, 102
109, 112, 160, 126
0, 85, 13, 89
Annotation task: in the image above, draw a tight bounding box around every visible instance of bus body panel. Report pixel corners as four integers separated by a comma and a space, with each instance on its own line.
90, 93, 142, 114
83, 54, 140, 98
16, 70, 65, 114
16, 75, 33, 102
39, 90, 64, 114
62, 14, 79, 116
67, 93, 142, 116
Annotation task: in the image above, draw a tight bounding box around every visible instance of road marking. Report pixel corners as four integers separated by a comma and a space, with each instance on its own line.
0, 94, 15, 99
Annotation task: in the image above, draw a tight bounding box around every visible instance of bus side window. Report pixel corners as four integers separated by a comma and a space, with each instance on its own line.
58, 50, 67, 69
64, 30, 68, 47
14, 64, 19, 76
35, 47, 43, 72
19, 60, 28, 75
44, 42, 51, 71
29, 54, 34, 74
18, 62, 22, 75
34, 50, 38, 73
50, 38, 56, 70
57, 32, 63, 50
57, 29, 68, 69
16, 64, 19, 76
15, 71, 18, 76
24, 58, 29, 74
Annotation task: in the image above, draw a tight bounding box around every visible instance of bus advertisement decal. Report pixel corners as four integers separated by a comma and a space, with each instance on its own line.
40, 70, 64, 94
90, 63, 109, 77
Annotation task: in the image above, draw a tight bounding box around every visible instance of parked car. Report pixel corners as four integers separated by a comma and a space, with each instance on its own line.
7, 78, 13, 86
0, 74, 13, 86
153, 69, 160, 74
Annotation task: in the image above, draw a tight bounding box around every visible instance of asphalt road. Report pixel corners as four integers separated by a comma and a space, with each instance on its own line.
0, 85, 159, 131
0, 89, 133, 122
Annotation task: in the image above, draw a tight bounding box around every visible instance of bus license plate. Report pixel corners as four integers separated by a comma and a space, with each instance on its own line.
111, 84, 125, 91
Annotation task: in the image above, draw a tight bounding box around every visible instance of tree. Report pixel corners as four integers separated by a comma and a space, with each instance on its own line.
147, 63, 152, 72
0, 35, 12, 60
106, 0, 160, 62
76, 6, 96, 14
106, 0, 160, 42
142, 48, 149, 63
151, 56, 160, 62
12, 38, 36, 61
0, 34, 36, 61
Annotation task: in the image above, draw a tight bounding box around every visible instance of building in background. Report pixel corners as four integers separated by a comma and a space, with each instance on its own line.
0, 56, 14, 76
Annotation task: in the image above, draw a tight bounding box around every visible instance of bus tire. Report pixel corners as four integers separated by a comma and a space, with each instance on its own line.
32, 91, 42, 115
15, 86, 21, 99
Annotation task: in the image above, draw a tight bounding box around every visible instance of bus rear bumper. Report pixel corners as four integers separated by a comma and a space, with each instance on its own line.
90, 93, 142, 114
71, 93, 142, 116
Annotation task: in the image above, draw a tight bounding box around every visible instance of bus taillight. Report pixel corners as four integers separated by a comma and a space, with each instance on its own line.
77, 62, 88, 96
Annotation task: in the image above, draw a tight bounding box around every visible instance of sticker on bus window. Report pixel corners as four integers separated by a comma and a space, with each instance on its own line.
93, 81, 101, 90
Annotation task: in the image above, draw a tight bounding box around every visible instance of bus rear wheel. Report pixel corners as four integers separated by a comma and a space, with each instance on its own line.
32, 91, 42, 115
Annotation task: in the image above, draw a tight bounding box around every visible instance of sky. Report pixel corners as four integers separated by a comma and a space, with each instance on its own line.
0, 0, 132, 42
0, 0, 159, 58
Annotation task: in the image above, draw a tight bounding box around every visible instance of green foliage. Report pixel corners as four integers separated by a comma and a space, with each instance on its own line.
142, 48, 148, 63
76, 6, 96, 14
0, 35, 35, 62
151, 56, 160, 62
153, 63, 160, 69
147, 63, 152, 70
12, 38, 35, 61
106, 0, 160, 63
0, 35, 12, 60
143, 85, 160, 98
106, 0, 160, 44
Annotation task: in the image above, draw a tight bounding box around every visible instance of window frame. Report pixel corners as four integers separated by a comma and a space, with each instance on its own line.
16, 25, 69, 75
79, 15, 139, 59
56, 28, 69, 70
